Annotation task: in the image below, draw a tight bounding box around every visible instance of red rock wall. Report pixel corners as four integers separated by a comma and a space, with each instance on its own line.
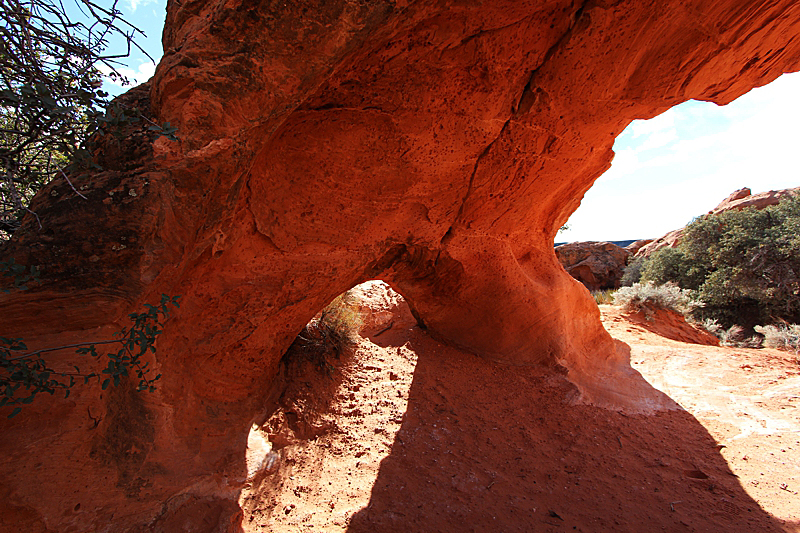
2, 1, 800, 530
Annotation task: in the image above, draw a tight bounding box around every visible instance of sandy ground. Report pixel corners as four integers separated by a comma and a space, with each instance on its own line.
240, 288, 799, 532
602, 305, 800, 530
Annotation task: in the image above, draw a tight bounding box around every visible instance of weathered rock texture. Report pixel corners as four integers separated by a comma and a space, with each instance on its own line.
637, 186, 800, 257
555, 241, 630, 290
711, 186, 800, 214
2, 1, 800, 531
625, 238, 653, 256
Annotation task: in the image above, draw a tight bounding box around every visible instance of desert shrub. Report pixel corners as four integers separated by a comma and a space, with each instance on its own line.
699, 317, 723, 337
755, 323, 800, 354
284, 291, 364, 373
716, 324, 762, 348
620, 256, 645, 286
634, 195, 800, 328
592, 289, 616, 305
613, 281, 694, 317
698, 318, 763, 347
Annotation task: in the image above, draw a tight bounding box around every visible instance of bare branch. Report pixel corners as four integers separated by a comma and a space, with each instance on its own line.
58, 167, 87, 200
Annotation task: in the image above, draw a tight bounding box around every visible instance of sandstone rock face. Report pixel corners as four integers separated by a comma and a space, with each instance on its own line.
555, 241, 630, 290
635, 228, 686, 258
2, 1, 800, 531
349, 280, 407, 336
625, 238, 653, 256
710, 186, 800, 214
636, 186, 800, 257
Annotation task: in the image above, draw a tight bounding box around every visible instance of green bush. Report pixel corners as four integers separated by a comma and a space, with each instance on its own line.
620, 256, 645, 286
636, 195, 800, 328
641, 247, 706, 289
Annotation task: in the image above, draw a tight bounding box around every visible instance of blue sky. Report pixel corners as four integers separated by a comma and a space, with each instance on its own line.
104, 1, 799, 244
96, 0, 166, 91
561, 72, 800, 243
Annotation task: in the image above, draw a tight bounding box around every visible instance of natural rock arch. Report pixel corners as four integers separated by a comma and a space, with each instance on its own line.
2, 1, 800, 530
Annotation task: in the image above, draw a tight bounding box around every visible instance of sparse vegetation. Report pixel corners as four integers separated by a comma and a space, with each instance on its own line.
592, 289, 616, 305
1, 294, 179, 417
755, 323, 800, 354
694, 318, 760, 347
716, 324, 763, 348
613, 281, 694, 318
699, 317, 723, 337
284, 291, 364, 374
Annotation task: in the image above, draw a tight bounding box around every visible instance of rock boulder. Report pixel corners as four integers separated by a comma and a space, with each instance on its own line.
556, 241, 630, 290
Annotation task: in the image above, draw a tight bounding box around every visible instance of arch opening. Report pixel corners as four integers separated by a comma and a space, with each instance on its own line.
551, 72, 800, 528
239, 280, 419, 527
555, 71, 800, 295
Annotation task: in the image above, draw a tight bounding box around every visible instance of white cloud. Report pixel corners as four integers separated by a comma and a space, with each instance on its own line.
125, 0, 158, 13
636, 127, 679, 152
628, 111, 675, 139
99, 60, 156, 88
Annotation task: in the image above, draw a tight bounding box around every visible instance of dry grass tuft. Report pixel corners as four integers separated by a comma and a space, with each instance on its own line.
592, 289, 616, 305
284, 290, 364, 374
755, 323, 800, 354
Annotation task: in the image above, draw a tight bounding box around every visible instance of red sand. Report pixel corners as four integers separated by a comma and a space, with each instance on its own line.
240, 297, 800, 533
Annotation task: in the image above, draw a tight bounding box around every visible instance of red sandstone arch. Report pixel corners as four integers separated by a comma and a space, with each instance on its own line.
2, 1, 800, 530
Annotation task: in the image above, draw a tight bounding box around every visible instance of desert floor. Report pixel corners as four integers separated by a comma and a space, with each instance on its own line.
239, 290, 799, 533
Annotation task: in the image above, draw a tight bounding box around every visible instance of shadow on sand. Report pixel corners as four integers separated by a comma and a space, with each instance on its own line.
345, 323, 786, 533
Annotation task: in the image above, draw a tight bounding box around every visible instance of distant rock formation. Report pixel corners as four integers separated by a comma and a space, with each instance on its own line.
625, 239, 654, 256
636, 187, 800, 257
710, 186, 800, 214
556, 242, 631, 290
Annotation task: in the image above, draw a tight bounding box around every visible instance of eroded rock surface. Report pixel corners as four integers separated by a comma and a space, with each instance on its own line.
2, 1, 800, 531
